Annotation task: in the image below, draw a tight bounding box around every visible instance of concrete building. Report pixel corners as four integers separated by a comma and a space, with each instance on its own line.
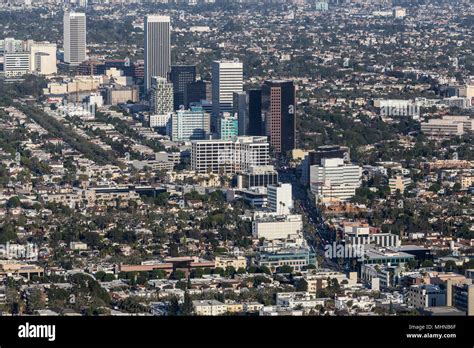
2, 40, 56, 78
3, 51, 30, 78
105, 86, 139, 105
211, 60, 243, 129
252, 214, 302, 240
421, 120, 464, 138
29, 42, 57, 75
441, 115, 474, 132
256, 246, 316, 271
361, 246, 415, 266
276, 292, 326, 309
305, 270, 355, 292
214, 256, 246, 270
267, 183, 293, 215
193, 300, 227, 316
0, 263, 44, 280
0, 38, 25, 53
237, 165, 278, 189
310, 157, 362, 202
315, 1, 329, 11
344, 226, 400, 247
389, 175, 412, 194
447, 280, 474, 316
360, 264, 399, 289
149, 113, 172, 128
191, 136, 269, 174
301, 145, 350, 185
63, 12, 86, 66
150, 76, 173, 114
406, 284, 446, 308
144, 15, 171, 91
170, 106, 210, 141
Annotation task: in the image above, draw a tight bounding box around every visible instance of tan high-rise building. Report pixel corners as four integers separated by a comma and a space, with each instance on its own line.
262, 80, 296, 155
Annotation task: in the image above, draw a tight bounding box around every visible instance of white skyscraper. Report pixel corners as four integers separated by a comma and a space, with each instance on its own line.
144, 15, 171, 91
211, 60, 243, 129
63, 12, 86, 66
267, 183, 293, 215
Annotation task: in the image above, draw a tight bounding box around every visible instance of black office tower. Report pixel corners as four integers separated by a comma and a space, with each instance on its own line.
169, 65, 196, 110
234, 89, 263, 136
185, 80, 211, 108
247, 89, 263, 136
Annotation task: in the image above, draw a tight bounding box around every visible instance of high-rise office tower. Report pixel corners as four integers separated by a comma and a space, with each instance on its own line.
247, 89, 263, 136
185, 80, 211, 108
211, 60, 243, 130
144, 15, 171, 91
234, 89, 263, 136
262, 80, 296, 155
233, 92, 247, 135
150, 76, 173, 114
63, 12, 86, 66
169, 65, 196, 110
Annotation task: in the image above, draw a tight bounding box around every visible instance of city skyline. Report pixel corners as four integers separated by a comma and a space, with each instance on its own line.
0, 0, 472, 334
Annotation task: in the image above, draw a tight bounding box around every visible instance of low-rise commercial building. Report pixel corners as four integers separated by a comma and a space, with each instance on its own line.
252, 214, 303, 240
406, 284, 446, 308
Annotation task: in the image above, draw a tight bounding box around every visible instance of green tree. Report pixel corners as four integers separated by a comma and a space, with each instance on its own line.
421, 260, 434, 268
295, 278, 308, 292
6, 196, 21, 209
172, 270, 186, 280
444, 260, 457, 271
277, 265, 293, 274
181, 292, 194, 315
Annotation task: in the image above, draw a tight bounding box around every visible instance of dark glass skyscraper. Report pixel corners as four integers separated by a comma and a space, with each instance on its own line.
262, 80, 296, 155
247, 89, 263, 136
234, 89, 263, 136
184, 80, 211, 108
169, 65, 196, 110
